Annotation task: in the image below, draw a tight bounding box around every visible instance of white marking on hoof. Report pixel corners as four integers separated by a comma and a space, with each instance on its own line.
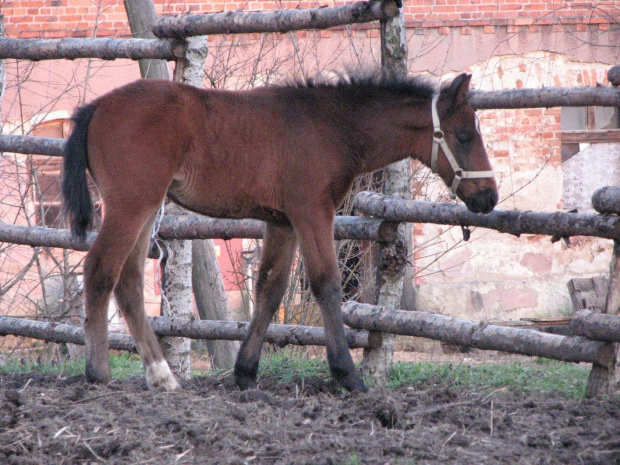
145, 360, 181, 391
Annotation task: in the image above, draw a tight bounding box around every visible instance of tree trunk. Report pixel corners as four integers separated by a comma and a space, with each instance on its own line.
174, 33, 240, 371
360, 5, 409, 386
344, 302, 615, 367
192, 240, 239, 368
123, 0, 172, 79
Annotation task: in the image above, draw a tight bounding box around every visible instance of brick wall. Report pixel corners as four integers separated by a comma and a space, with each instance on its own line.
2, 0, 619, 38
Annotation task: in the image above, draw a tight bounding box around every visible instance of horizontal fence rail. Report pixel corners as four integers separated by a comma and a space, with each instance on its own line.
0, 315, 374, 350
571, 310, 620, 343
592, 186, 620, 215
341, 302, 616, 367
0, 37, 185, 61
0, 215, 398, 256
4, 305, 620, 365
468, 86, 620, 109
354, 192, 620, 240
152, 0, 399, 39
0, 134, 64, 156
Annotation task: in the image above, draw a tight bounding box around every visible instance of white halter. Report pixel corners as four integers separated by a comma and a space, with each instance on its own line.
430, 93, 495, 199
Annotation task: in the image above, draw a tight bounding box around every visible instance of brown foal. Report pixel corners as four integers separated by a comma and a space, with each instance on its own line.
62, 71, 497, 392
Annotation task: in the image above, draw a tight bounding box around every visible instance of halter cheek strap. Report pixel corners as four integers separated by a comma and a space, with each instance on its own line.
431, 94, 495, 199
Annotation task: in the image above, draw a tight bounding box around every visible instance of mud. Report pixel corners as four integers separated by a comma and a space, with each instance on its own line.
1, 370, 619, 464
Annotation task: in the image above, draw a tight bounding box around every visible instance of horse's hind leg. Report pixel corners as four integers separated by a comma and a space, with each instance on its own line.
113, 212, 180, 391
234, 223, 297, 390
292, 212, 368, 392
83, 208, 156, 385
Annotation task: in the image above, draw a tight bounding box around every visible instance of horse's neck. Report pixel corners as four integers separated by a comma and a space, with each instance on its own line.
357, 111, 432, 174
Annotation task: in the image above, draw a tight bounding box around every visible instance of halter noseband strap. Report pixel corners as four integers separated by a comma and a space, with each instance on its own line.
431, 94, 495, 198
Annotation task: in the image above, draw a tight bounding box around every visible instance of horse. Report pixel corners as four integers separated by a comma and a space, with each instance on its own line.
62, 71, 497, 392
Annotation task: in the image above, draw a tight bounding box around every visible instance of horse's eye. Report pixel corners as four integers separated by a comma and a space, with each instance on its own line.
456, 132, 472, 145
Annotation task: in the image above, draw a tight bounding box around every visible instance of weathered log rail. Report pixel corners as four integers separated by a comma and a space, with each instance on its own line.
468, 86, 620, 110
342, 302, 616, 367
571, 310, 620, 343
0, 134, 64, 156
354, 191, 620, 240
5, 305, 620, 367
592, 186, 620, 215
0, 214, 399, 256
0, 315, 373, 350
0, 37, 185, 61
152, 0, 399, 39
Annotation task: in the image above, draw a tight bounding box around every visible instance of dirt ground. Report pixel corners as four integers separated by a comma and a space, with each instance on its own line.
1, 357, 620, 465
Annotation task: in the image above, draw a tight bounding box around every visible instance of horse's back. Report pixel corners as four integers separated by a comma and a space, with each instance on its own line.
85, 80, 352, 221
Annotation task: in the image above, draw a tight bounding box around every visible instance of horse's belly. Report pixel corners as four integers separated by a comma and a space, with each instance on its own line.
166, 189, 289, 224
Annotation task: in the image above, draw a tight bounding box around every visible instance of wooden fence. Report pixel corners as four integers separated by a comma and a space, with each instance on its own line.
1, 0, 620, 397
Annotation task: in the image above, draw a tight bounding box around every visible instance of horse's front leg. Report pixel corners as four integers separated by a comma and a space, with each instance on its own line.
292, 212, 368, 392
234, 223, 297, 390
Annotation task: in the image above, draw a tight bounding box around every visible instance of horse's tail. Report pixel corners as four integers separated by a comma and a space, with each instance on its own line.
62, 103, 97, 242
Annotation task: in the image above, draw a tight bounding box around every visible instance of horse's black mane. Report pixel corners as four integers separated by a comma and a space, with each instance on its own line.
293, 70, 437, 99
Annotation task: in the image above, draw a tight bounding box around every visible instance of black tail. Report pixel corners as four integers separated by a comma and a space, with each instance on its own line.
62, 103, 97, 242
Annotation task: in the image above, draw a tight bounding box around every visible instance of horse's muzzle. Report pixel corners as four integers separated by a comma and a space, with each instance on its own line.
464, 187, 498, 214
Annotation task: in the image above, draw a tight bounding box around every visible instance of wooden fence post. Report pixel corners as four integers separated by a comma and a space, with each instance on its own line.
585, 239, 620, 397
584, 69, 620, 398
360, 4, 409, 385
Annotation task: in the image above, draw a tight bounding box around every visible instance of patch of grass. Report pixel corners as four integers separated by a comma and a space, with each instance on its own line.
0, 352, 144, 379
1, 350, 590, 398
257, 349, 330, 383
388, 358, 589, 399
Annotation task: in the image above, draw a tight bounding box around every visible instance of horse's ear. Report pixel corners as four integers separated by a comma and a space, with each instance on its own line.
450, 73, 471, 106
437, 73, 472, 119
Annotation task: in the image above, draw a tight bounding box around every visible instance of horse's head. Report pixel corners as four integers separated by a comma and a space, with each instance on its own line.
429, 73, 498, 214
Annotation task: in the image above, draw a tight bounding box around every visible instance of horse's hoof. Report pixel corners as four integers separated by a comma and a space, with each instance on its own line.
85, 364, 111, 385
146, 360, 181, 391
337, 372, 368, 393
235, 374, 257, 391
